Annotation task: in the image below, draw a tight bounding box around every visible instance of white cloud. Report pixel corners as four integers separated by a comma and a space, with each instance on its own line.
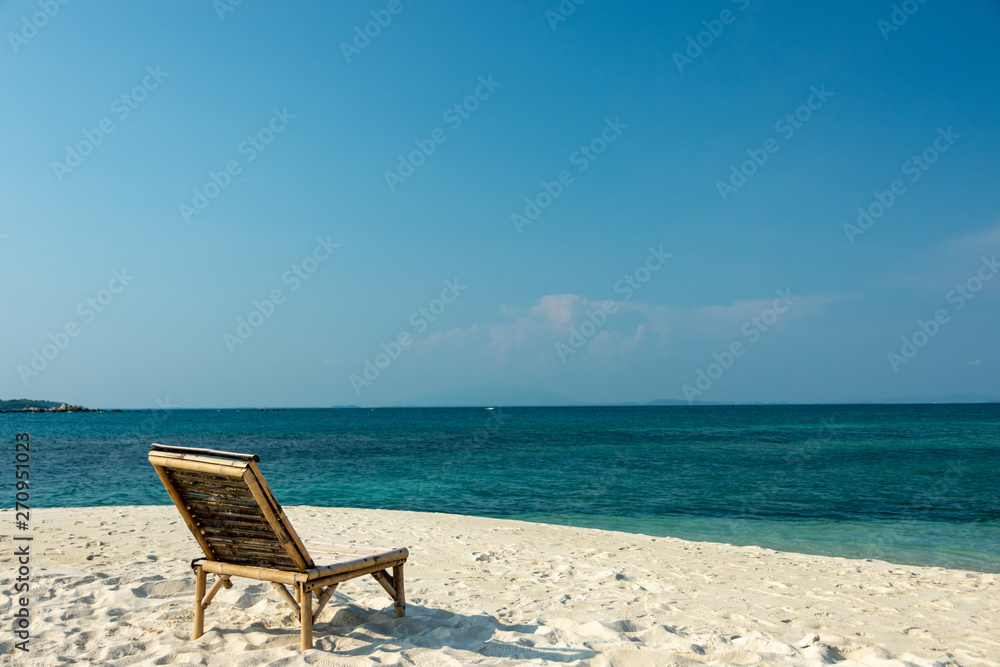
417, 290, 835, 373
526, 294, 583, 329
949, 224, 1000, 253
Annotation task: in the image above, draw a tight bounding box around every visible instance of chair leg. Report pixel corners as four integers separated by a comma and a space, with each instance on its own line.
299, 582, 312, 650
193, 565, 206, 639
392, 564, 406, 618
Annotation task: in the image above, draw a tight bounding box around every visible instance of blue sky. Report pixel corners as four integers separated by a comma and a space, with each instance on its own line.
1, 0, 998, 408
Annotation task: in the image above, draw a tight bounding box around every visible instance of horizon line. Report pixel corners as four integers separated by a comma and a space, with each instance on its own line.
5, 400, 1000, 411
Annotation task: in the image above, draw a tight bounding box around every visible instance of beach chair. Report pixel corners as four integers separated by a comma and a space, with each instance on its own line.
148, 444, 408, 650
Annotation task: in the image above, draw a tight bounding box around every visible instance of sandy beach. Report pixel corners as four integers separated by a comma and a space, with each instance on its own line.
2, 506, 997, 666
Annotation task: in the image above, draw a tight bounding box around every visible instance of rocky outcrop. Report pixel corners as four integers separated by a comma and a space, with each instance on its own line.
1, 402, 102, 413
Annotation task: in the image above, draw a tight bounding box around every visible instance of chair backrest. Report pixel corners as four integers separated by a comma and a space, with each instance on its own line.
149, 444, 314, 572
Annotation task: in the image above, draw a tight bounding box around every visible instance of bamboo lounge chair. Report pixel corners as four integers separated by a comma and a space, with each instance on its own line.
148, 443, 408, 649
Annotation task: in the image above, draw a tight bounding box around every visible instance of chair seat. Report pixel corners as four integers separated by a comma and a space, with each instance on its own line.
306, 541, 409, 568
302, 541, 409, 586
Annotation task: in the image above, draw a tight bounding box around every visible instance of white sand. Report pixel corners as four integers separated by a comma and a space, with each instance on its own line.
1, 506, 997, 666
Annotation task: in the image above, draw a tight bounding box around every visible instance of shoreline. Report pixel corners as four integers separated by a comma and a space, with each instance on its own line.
13, 503, 999, 574
2, 505, 998, 665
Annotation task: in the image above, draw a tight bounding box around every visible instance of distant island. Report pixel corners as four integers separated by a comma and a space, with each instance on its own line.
0, 398, 103, 413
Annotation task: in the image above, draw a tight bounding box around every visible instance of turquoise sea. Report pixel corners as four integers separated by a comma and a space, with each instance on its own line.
3, 404, 998, 572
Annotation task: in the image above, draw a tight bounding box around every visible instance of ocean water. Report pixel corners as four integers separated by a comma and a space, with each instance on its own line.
3, 404, 998, 572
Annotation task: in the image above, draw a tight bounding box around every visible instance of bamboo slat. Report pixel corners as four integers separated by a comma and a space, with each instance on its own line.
201, 540, 288, 557
199, 535, 287, 550
249, 462, 314, 569
205, 548, 295, 565
307, 547, 397, 563
310, 551, 377, 560
299, 582, 313, 649
171, 480, 257, 501
312, 584, 337, 623
202, 575, 230, 608
200, 529, 279, 545
307, 542, 387, 553
170, 470, 251, 497
151, 465, 217, 561
151, 443, 259, 461
371, 570, 396, 597
150, 448, 253, 466
392, 564, 405, 618
169, 468, 250, 483
192, 518, 272, 535
310, 550, 382, 561
197, 560, 300, 585
304, 548, 409, 578
307, 541, 386, 552
149, 453, 248, 477
201, 536, 284, 553
270, 582, 300, 616
201, 544, 285, 560
195, 513, 272, 528
193, 566, 206, 639
183, 498, 265, 519
205, 544, 298, 566
182, 494, 261, 510
170, 472, 252, 488
211, 556, 297, 570
243, 470, 310, 571
198, 522, 274, 540
304, 558, 407, 592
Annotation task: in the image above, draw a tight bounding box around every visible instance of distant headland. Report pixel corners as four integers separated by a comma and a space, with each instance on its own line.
0, 398, 106, 413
